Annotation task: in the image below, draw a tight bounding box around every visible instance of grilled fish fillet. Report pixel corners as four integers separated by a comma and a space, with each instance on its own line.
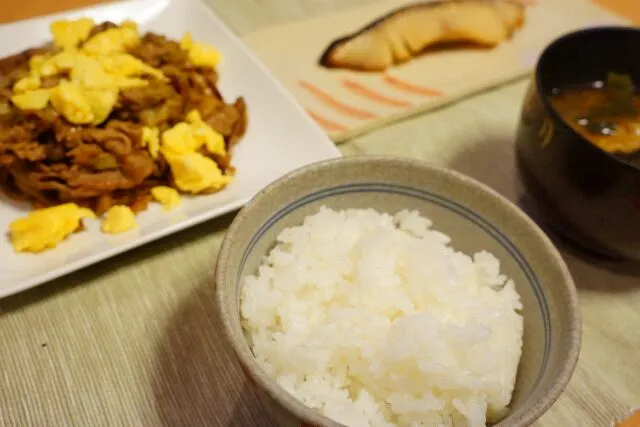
319, 0, 525, 72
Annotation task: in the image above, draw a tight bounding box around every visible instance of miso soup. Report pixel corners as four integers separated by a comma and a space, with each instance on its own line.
550, 72, 640, 157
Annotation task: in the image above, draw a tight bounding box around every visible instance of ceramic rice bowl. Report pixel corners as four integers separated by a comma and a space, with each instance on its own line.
215, 156, 581, 427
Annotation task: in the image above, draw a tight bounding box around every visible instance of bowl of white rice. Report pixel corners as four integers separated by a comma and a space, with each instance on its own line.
215, 156, 581, 427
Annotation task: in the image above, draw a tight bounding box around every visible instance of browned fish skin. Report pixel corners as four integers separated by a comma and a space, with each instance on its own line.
319, 0, 525, 72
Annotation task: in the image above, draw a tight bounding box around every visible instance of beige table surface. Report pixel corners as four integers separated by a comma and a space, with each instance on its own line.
1, 1, 639, 426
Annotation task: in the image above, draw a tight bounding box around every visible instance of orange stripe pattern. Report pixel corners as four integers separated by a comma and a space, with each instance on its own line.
341, 78, 412, 108
593, 0, 640, 25
616, 409, 640, 427
298, 80, 377, 120
383, 75, 443, 97
306, 109, 348, 132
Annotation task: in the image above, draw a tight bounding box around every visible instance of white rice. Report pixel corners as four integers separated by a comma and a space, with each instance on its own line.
240, 207, 524, 427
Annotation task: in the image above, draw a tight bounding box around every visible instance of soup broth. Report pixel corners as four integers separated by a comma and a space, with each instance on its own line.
550, 72, 640, 157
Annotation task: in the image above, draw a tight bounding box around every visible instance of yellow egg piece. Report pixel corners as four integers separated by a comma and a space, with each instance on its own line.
151, 186, 181, 210
185, 109, 202, 123
9, 203, 95, 253
180, 32, 221, 68
68, 53, 152, 91
83, 87, 119, 124
50, 18, 95, 50
29, 55, 48, 72
164, 152, 231, 194
101, 205, 137, 234
161, 122, 200, 156
180, 32, 194, 50
11, 89, 51, 110
13, 21, 164, 122
69, 55, 113, 89
197, 126, 226, 156
142, 127, 160, 159
121, 20, 138, 31
186, 110, 226, 156
70, 54, 115, 89
49, 81, 95, 124
13, 75, 41, 93
99, 54, 165, 80
187, 43, 221, 68
161, 110, 227, 157
82, 24, 140, 56
49, 80, 119, 125
38, 50, 77, 76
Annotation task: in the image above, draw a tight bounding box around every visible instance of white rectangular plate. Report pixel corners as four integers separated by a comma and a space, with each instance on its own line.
0, 0, 341, 298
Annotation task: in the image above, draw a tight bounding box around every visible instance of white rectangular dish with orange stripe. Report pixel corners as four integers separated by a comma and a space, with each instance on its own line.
242, 0, 631, 142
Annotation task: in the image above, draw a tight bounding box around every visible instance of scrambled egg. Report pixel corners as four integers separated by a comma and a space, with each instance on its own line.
151, 186, 181, 210
10, 19, 221, 126
160, 109, 230, 194
82, 21, 140, 56
99, 54, 165, 80
70, 54, 118, 88
162, 110, 226, 157
37, 50, 77, 77
101, 206, 137, 234
50, 18, 94, 50
164, 152, 231, 194
29, 55, 47, 72
13, 74, 41, 92
9, 19, 166, 125
9, 203, 95, 253
11, 89, 51, 110
180, 33, 221, 68
141, 126, 160, 159
49, 81, 119, 125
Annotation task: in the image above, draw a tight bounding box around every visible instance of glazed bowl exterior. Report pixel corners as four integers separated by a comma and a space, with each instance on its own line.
515, 26, 640, 260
